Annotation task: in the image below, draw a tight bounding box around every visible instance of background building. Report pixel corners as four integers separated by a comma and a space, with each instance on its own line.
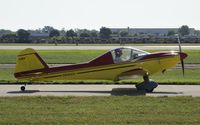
110, 27, 195, 36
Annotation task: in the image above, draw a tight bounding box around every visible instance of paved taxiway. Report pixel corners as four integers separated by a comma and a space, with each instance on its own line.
1, 84, 200, 97
0, 45, 200, 50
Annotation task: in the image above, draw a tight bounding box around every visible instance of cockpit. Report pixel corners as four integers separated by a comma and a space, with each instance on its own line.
111, 47, 150, 63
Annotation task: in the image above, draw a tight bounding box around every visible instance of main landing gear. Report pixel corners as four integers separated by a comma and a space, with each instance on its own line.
135, 75, 158, 92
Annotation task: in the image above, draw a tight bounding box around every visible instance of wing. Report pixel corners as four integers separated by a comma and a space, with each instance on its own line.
117, 68, 147, 80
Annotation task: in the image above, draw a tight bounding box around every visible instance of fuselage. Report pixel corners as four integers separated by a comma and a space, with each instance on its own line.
14, 47, 187, 82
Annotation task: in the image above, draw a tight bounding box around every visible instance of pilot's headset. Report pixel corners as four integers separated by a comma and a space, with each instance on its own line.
115, 49, 122, 57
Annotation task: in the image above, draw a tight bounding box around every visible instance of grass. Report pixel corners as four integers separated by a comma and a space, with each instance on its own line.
0, 96, 200, 125
0, 50, 107, 64
0, 68, 12, 81
0, 49, 199, 64
1, 68, 200, 84
122, 69, 200, 85
184, 50, 200, 64
1, 43, 200, 46
149, 50, 200, 64
151, 69, 200, 84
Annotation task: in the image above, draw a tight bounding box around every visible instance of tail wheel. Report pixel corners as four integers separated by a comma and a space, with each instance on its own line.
20, 86, 26, 91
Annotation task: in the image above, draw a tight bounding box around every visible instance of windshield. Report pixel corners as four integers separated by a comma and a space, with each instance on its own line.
111, 47, 149, 63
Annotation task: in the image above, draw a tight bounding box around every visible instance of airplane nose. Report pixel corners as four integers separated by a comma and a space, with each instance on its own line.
179, 52, 188, 60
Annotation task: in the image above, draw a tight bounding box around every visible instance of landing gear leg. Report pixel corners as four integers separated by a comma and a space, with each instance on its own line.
135, 74, 158, 92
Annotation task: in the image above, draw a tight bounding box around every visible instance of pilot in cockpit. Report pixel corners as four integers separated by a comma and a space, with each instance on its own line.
114, 48, 123, 63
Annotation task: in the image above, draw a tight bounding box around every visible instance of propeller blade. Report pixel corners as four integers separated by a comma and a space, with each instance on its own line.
177, 35, 182, 53
176, 34, 185, 76
181, 59, 185, 76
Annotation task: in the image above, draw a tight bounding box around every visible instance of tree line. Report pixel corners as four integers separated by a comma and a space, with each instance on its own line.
0, 25, 200, 44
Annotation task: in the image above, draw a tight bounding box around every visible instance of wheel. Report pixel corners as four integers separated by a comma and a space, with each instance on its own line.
145, 88, 154, 93
135, 81, 158, 92
21, 86, 25, 91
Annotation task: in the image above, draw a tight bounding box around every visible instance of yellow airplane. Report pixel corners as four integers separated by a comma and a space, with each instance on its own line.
14, 45, 187, 92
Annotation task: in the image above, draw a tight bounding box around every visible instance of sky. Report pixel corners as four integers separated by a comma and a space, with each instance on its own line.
0, 0, 200, 31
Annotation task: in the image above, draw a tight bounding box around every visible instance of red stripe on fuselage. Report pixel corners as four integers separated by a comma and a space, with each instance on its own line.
15, 51, 114, 78
139, 52, 177, 61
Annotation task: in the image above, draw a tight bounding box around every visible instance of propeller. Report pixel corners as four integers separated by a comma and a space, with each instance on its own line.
176, 34, 185, 76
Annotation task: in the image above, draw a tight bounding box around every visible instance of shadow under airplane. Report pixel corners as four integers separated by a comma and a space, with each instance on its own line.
7, 88, 182, 96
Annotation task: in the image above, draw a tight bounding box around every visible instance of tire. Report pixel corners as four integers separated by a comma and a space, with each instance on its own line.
145, 88, 154, 93
21, 86, 25, 91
